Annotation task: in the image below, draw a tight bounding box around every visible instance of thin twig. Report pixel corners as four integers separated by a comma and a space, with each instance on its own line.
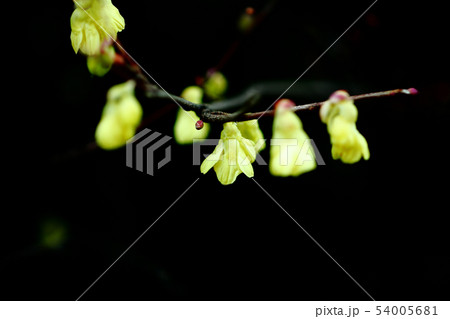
230, 88, 418, 122
148, 86, 417, 123
112, 36, 417, 124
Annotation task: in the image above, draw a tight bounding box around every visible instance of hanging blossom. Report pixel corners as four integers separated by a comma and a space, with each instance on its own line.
320, 90, 370, 163
270, 99, 316, 177
173, 86, 210, 145
70, 0, 125, 56
95, 80, 142, 150
200, 122, 257, 185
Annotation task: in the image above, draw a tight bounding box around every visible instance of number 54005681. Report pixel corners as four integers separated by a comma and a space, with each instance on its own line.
375, 306, 438, 316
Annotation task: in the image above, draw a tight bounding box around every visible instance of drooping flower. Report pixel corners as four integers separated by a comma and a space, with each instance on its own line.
95, 80, 142, 150
320, 90, 370, 163
269, 99, 316, 177
70, 0, 125, 56
200, 122, 256, 185
173, 86, 210, 144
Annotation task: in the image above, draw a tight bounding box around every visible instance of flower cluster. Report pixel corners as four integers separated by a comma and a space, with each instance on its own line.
68, 3, 375, 186
199, 99, 316, 184
199, 92, 370, 185
70, 0, 125, 77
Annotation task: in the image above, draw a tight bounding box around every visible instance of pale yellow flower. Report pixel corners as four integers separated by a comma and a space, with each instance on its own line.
200, 122, 256, 185
95, 80, 142, 150
269, 99, 316, 177
236, 120, 266, 152
320, 90, 370, 163
173, 86, 210, 144
71, 0, 125, 56
204, 71, 228, 100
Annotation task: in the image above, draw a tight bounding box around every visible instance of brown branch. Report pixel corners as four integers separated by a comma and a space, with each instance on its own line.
112, 37, 417, 124
227, 88, 419, 122
180, 87, 416, 123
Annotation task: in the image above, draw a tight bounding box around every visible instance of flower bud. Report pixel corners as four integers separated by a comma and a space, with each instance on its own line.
204, 71, 228, 100
87, 44, 116, 77
95, 80, 142, 150
269, 99, 316, 177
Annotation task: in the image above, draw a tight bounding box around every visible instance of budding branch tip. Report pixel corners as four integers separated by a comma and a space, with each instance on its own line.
400, 88, 418, 95
407, 88, 418, 95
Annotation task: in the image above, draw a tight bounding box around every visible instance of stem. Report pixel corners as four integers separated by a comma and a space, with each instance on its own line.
224, 88, 418, 122
112, 39, 417, 124
183, 88, 417, 123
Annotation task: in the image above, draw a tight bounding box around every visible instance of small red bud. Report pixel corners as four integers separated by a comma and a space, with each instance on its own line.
195, 120, 204, 130
408, 88, 418, 95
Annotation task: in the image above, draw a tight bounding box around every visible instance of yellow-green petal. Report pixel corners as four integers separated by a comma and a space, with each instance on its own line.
237, 120, 265, 151
200, 140, 223, 174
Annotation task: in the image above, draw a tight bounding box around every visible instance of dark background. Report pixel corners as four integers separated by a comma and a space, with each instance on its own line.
3, 0, 449, 300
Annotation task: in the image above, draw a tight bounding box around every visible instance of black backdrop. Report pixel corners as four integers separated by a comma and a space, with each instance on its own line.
3, 0, 449, 300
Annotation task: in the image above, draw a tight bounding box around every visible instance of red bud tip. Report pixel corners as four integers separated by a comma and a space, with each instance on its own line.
195, 120, 204, 130
245, 7, 255, 15
408, 88, 418, 95
275, 99, 296, 110
329, 90, 349, 103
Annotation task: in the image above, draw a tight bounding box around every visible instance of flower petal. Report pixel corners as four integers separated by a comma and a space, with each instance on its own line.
82, 23, 102, 56
237, 151, 254, 178
237, 120, 265, 151
200, 140, 223, 174
240, 138, 256, 163
214, 157, 241, 185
